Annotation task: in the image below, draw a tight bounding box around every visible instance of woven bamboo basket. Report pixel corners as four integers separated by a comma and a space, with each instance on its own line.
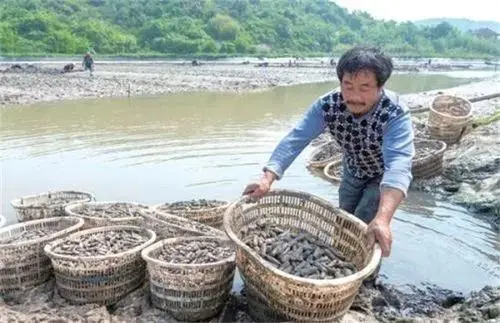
141, 236, 236, 321
64, 201, 147, 229
153, 199, 229, 229
140, 209, 225, 240
323, 160, 343, 182
44, 225, 156, 305
223, 189, 382, 322
427, 94, 473, 145
0, 216, 84, 293
307, 140, 342, 168
412, 138, 447, 179
10, 190, 95, 222
0, 214, 5, 228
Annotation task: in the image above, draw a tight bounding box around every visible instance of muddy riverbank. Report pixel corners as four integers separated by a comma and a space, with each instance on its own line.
405, 77, 500, 229
1, 277, 498, 322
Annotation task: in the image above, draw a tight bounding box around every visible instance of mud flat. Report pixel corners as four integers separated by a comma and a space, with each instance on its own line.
0, 61, 336, 106
1, 278, 497, 322
1, 60, 497, 107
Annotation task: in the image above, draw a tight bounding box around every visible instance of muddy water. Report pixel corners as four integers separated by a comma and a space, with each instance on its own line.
0, 74, 498, 295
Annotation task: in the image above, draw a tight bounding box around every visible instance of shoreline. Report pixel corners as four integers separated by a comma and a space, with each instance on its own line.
1, 60, 498, 108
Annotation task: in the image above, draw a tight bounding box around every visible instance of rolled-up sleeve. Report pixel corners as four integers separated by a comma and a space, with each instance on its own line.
381, 109, 415, 197
263, 98, 327, 179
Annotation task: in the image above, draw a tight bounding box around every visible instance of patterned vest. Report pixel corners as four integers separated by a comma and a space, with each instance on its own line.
320, 90, 405, 179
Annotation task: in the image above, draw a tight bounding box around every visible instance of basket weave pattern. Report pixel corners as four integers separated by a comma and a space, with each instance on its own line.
141, 236, 236, 321
10, 190, 95, 222
153, 201, 229, 229
411, 138, 447, 179
141, 210, 225, 240
307, 141, 342, 168
223, 189, 381, 322
0, 215, 5, 228
43, 225, 156, 305
0, 216, 84, 293
64, 201, 145, 229
427, 95, 472, 145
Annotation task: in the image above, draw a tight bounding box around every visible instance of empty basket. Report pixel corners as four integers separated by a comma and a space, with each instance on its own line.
427, 94, 473, 145
140, 209, 225, 240
0, 216, 84, 293
223, 189, 381, 322
142, 236, 236, 321
44, 225, 156, 305
307, 141, 342, 168
64, 201, 147, 229
153, 199, 229, 229
412, 138, 447, 179
10, 190, 95, 222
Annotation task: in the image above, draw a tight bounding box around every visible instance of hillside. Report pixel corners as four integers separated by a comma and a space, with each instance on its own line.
414, 18, 500, 33
0, 0, 499, 58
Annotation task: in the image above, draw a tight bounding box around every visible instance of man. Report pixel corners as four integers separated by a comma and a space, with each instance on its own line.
82, 52, 94, 76
243, 45, 415, 258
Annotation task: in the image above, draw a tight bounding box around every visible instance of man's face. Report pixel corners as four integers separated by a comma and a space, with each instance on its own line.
340, 70, 381, 116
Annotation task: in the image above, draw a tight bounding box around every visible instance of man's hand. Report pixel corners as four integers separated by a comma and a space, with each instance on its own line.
367, 186, 404, 257
242, 171, 276, 198
367, 217, 392, 257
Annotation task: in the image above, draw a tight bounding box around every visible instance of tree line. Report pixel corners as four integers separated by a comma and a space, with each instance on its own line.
0, 0, 498, 58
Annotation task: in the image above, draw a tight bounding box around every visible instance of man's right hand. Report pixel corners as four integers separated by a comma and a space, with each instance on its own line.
242, 171, 277, 198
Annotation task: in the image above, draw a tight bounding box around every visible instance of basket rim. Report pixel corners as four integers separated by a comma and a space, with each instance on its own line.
223, 188, 382, 287
151, 199, 230, 215
64, 200, 149, 221
323, 159, 343, 182
430, 94, 473, 120
0, 216, 85, 247
10, 190, 95, 209
43, 225, 156, 261
141, 209, 225, 236
141, 235, 235, 268
307, 140, 340, 166
413, 138, 447, 161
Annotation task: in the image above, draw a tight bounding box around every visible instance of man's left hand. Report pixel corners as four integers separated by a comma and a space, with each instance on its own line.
367, 216, 392, 257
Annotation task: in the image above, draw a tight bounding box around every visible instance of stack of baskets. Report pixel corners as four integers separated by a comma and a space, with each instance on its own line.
152, 199, 229, 229
44, 225, 156, 305
0, 214, 5, 228
307, 140, 342, 168
411, 138, 447, 179
141, 236, 236, 321
0, 216, 84, 293
427, 94, 473, 145
64, 201, 147, 229
223, 189, 381, 322
10, 190, 94, 222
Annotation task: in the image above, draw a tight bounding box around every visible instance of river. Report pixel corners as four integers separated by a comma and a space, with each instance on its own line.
1, 73, 498, 296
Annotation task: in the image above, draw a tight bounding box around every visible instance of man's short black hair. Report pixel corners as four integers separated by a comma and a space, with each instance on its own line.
336, 45, 393, 87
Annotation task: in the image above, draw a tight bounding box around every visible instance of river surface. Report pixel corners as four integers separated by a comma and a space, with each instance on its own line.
1, 74, 498, 295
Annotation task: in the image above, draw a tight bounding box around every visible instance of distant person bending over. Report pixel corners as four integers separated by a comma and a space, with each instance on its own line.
243, 45, 415, 258
83, 52, 94, 76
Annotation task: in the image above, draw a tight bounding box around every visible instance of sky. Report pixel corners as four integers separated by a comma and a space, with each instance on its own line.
332, 0, 500, 22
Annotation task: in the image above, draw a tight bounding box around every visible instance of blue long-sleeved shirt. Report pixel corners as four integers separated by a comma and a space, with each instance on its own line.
263, 88, 415, 197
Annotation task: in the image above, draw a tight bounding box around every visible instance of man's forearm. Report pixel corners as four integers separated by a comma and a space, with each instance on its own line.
263, 98, 326, 179
375, 187, 404, 224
